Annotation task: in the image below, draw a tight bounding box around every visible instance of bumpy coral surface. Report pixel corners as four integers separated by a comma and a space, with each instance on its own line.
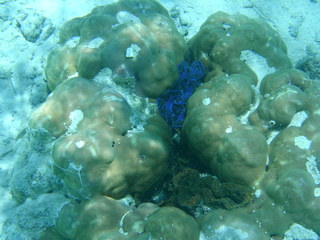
27, 2, 320, 239
249, 69, 310, 133
45, 0, 186, 98
183, 11, 294, 187
198, 209, 270, 240
188, 11, 292, 83
40, 196, 200, 240
30, 77, 170, 199
183, 11, 320, 237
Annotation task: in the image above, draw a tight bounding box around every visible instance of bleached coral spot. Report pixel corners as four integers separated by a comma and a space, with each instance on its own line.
116, 11, 141, 24
216, 226, 249, 240
93, 67, 113, 87
202, 97, 211, 105
75, 140, 85, 148
222, 24, 231, 30
65, 36, 80, 48
254, 189, 262, 198
66, 109, 83, 135
306, 155, 320, 185
67, 72, 79, 79
225, 126, 233, 133
284, 223, 319, 240
126, 44, 141, 58
200, 225, 250, 240
294, 136, 312, 150
288, 111, 308, 127
86, 37, 104, 48
199, 232, 209, 240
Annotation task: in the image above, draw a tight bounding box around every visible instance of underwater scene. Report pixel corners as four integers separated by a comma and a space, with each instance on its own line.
0, 0, 320, 239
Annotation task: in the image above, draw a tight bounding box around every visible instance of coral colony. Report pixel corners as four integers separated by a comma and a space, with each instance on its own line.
6, 0, 319, 239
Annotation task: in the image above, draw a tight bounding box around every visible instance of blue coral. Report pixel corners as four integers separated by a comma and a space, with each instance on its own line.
156, 61, 206, 127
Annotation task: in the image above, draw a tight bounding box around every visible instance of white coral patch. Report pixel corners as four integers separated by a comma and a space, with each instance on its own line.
288, 111, 308, 127
216, 226, 249, 239
67, 72, 79, 79
306, 155, 320, 185
93, 68, 113, 87
254, 189, 262, 198
86, 37, 104, 48
66, 109, 83, 135
75, 140, 85, 148
284, 223, 318, 240
126, 44, 141, 58
225, 126, 233, 133
294, 136, 312, 150
202, 97, 211, 105
65, 36, 80, 48
117, 11, 141, 24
